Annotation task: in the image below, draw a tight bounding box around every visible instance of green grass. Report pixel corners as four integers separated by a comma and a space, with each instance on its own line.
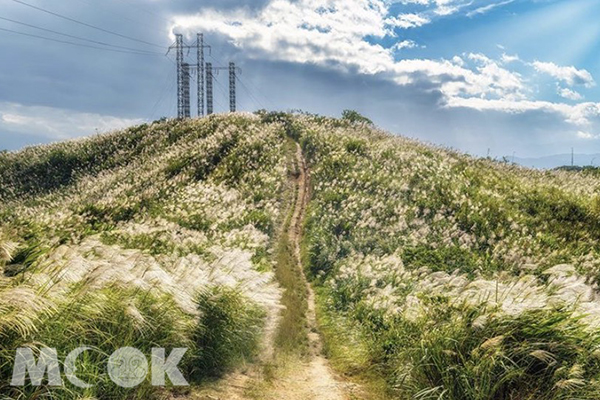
191, 287, 266, 380
0, 114, 293, 399
273, 137, 309, 356
385, 304, 600, 400
273, 232, 309, 354
0, 285, 194, 399
315, 287, 390, 400
5, 112, 600, 399
295, 112, 600, 399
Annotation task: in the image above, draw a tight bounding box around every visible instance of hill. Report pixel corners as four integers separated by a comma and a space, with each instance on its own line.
511, 153, 600, 169
0, 115, 292, 398
299, 116, 600, 399
3, 112, 600, 399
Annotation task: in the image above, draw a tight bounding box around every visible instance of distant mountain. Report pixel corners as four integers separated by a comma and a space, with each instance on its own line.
510, 153, 600, 169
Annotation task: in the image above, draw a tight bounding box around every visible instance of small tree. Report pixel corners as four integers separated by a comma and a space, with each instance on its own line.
342, 110, 373, 125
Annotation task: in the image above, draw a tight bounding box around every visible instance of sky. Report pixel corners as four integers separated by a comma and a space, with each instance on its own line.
1, 0, 600, 159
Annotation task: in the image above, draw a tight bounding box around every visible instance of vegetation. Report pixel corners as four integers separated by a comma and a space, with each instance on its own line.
342, 110, 373, 125
273, 140, 309, 355
0, 114, 291, 399
192, 287, 266, 379
298, 114, 600, 399
4, 112, 600, 399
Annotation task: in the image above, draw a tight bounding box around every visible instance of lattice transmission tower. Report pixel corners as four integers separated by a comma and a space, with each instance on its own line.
196, 33, 211, 117
182, 63, 191, 118
168, 33, 239, 118
206, 62, 214, 115
229, 62, 237, 112
174, 34, 185, 119
206, 62, 241, 114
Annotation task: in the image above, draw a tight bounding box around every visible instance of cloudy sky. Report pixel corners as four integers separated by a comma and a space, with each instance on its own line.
1, 0, 600, 158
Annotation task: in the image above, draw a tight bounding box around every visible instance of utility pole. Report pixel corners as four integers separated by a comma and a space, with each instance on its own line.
175, 34, 185, 119
571, 147, 574, 167
206, 62, 213, 115
229, 62, 236, 112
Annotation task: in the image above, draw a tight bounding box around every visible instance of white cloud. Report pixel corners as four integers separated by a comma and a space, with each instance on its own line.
532, 61, 595, 88
391, 40, 420, 51
445, 97, 600, 127
386, 13, 430, 29
170, 0, 600, 128
558, 87, 583, 101
0, 102, 143, 141
466, 0, 515, 18
396, 0, 430, 4
500, 53, 520, 64
172, 1, 525, 99
577, 131, 600, 140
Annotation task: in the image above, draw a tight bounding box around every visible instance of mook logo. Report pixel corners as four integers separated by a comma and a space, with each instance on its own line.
10, 347, 189, 388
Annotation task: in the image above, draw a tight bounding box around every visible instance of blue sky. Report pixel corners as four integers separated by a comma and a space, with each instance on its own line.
1, 0, 600, 158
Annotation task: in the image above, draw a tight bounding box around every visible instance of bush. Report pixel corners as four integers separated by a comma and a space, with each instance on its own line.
342, 110, 373, 125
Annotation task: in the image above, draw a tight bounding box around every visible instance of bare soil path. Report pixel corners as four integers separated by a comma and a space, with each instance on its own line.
191, 144, 353, 400
261, 144, 348, 400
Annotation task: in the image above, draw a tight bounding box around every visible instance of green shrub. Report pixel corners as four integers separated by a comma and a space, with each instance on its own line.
341, 110, 373, 125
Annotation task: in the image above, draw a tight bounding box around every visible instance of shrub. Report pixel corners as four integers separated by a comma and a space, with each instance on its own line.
341, 110, 373, 125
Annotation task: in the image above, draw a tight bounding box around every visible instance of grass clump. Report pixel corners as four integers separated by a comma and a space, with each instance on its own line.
384, 304, 600, 400
192, 287, 265, 379
0, 286, 194, 399
293, 113, 600, 398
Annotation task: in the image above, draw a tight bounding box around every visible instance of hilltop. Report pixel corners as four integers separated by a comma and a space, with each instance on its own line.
512, 153, 600, 169
2, 112, 600, 399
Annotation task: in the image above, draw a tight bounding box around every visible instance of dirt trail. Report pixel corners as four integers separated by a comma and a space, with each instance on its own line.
262, 144, 348, 400
193, 144, 351, 400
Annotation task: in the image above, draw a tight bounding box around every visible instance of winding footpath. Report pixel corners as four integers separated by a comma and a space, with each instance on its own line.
193, 144, 350, 400
264, 144, 347, 400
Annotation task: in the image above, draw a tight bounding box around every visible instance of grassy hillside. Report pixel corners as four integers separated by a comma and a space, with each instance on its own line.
0, 114, 292, 399
3, 112, 600, 399
296, 114, 600, 399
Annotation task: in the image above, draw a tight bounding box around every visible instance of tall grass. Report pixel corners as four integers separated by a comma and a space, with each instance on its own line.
191, 287, 266, 379
0, 114, 291, 399
385, 304, 600, 399
0, 285, 194, 399
296, 112, 600, 399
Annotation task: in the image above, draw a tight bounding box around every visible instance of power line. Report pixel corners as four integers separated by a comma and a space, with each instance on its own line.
74, 0, 159, 34
212, 72, 231, 109
149, 65, 176, 120
236, 76, 265, 110
119, 0, 172, 25
240, 75, 274, 109
0, 16, 162, 55
0, 26, 160, 56
10, 0, 165, 49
